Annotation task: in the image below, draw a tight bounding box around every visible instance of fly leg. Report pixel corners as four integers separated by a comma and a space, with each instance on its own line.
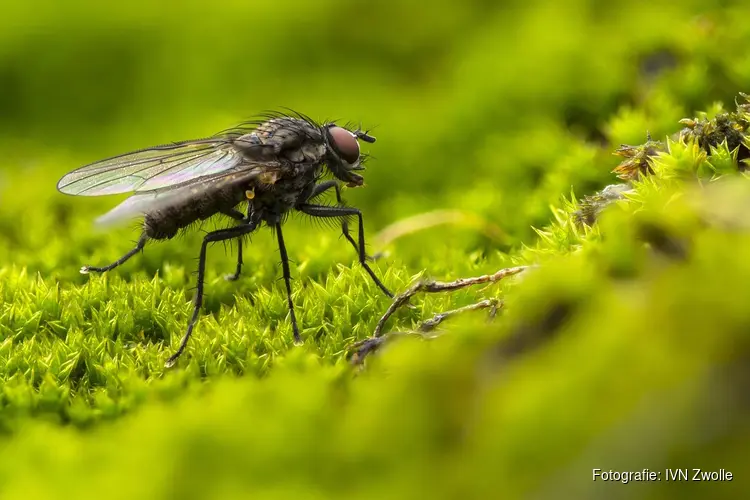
165, 220, 257, 368
308, 179, 339, 200
80, 232, 148, 274
306, 181, 377, 265
274, 223, 301, 344
296, 203, 393, 298
221, 209, 246, 281
225, 241, 243, 281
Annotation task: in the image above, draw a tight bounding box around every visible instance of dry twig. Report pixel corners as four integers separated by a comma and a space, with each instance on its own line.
373, 265, 528, 338
349, 265, 529, 365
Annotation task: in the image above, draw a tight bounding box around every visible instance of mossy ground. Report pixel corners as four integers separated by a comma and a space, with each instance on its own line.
1, 1, 750, 498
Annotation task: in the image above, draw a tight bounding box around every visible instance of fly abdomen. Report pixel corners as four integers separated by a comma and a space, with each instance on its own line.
144, 180, 248, 240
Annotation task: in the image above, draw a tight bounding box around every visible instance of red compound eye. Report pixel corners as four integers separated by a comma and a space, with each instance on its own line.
329, 126, 360, 164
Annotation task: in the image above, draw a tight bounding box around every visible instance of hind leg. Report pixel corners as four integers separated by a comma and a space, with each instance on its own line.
81, 232, 148, 274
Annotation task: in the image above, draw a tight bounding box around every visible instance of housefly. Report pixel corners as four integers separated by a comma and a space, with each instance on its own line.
57, 111, 393, 367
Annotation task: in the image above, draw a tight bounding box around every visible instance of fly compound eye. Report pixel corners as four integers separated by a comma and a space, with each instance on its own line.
329, 126, 360, 164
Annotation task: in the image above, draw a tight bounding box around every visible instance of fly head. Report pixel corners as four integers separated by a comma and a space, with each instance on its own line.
323, 125, 376, 187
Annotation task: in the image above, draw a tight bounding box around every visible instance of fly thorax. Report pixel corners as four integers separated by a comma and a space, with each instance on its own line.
301, 142, 326, 163
235, 133, 277, 161
277, 140, 325, 164
236, 118, 324, 163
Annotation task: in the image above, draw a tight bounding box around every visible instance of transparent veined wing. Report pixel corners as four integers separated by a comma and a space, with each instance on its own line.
93, 167, 273, 228
57, 138, 247, 196
94, 190, 165, 227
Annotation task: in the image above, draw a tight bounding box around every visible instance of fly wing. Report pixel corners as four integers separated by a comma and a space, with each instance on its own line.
57, 138, 246, 196
93, 166, 275, 228
94, 191, 166, 228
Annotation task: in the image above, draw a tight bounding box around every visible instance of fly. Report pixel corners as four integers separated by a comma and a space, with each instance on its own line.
57, 111, 393, 367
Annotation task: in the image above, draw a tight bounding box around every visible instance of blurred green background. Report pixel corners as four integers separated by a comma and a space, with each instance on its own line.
1, 0, 749, 498
5, 0, 749, 254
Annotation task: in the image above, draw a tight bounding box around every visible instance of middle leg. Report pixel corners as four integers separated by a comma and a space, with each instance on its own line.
274, 223, 301, 344
221, 208, 246, 281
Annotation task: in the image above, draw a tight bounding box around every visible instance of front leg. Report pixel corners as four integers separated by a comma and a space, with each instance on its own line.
306, 181, 373, 262
308, 180, 339, 201
297, 203, 393, 298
